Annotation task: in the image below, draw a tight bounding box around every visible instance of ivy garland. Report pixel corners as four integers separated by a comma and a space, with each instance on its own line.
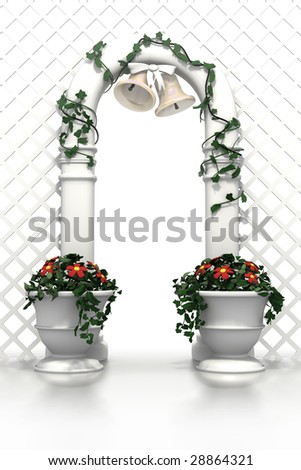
57, 32, 247, 213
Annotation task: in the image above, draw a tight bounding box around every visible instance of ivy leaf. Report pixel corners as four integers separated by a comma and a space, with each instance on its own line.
86, 51, 95, 60
80, 322, 90, 332
219, 164, 235, 174
94, 56, 104, 69
162, 38, 171, 47
64, 102, 76, 110
193, 97, 210, 110
211, 174, 220, 183
231, 167, 241, 178
191, 60, 202, 66
175, 51, 188, 62
78, 137, 88, 144
59, 132, 67, 145
211, 140, 220, 150
203, 62, 215, 70
87, 156, 94, 167
74, 129, 82, 138
103, 69, 113, 82
75, 90, 87, 101
156, 31, 163, 40
230, 117, 240, 128
126, 51, 136, 62
209, 69, 216, 82
207, 84, 213, 97
172, 43, 181, 54
211, 203, 221, 213
93, 40, 106, 52
133, 43, 142, 53
226, 193, 235, 201
82, 124, 90, 134
65, 146, 78, 158
57, 94, 67, 109
241, 191, 247, 203
142, 34, 152, 47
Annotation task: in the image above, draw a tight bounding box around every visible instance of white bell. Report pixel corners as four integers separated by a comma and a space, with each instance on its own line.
114, 72, 156, 112
155, 73, 195, 117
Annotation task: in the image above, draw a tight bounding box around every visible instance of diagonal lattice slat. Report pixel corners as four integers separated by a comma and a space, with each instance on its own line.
1, 0, 300, 360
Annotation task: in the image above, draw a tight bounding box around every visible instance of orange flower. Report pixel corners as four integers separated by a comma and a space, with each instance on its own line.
196, 263, 211, 276
213, 265, 234, 280
245, 261, 259, 272
66, 263, 87, 278
245, 272, 258, 284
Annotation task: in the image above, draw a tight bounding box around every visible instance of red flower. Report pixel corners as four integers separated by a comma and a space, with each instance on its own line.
48, 256, 59, 262
211, 256, 221, 263
245, 272, 258, 284
66, 263, 87, 278
40, 262, 55, 276
245, 261, 259, 272
196, 263, 211, 276
214, 265, 234, 280
96, 272, 107, 283
87, 261, 98, 269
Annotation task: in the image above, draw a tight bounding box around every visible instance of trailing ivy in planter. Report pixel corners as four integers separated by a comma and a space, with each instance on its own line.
24, 253, 121, 345
173, 253, 284, 342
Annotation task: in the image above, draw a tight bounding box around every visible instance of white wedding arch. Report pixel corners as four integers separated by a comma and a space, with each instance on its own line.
59, 35, 243, 261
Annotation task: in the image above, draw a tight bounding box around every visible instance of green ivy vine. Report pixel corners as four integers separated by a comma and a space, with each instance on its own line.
57, 89, 99, 167
58, 32, 247, 212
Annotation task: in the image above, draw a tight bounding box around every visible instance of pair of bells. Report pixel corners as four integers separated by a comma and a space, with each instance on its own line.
114, 71, 195, 117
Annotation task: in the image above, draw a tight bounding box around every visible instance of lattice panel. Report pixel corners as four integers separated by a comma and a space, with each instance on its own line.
1, 0, 300, 359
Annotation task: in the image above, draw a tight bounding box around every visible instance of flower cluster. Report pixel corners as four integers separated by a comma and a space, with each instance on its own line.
194, 256, 261, 287
24, 253, 121, 344
38, 256, 109, 285
173, 253, 285, 342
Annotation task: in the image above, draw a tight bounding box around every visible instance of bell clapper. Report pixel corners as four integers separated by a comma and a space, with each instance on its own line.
128, 84, 135, 92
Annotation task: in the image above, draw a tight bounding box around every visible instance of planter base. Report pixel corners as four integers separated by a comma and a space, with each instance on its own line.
34, 356, 104, 374
196, 356, 265, 374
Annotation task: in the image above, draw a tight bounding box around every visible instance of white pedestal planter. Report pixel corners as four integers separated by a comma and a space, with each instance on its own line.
196, 291, 267, 374
34, 291, 113, 374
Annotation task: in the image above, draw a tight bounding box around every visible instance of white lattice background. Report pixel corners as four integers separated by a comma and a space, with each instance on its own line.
1, 0, 300, 360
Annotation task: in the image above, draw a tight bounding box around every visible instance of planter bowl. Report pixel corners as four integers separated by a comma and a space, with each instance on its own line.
200, 326, 264, 357
199, 291, 268, 327
36, 326, 101, 357
33, 290, 114, 374
197, 291, 268, 374
34, 291, 113, 328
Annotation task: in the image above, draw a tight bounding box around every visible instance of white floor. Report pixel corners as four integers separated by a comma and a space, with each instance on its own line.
1, 348, 300, 454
